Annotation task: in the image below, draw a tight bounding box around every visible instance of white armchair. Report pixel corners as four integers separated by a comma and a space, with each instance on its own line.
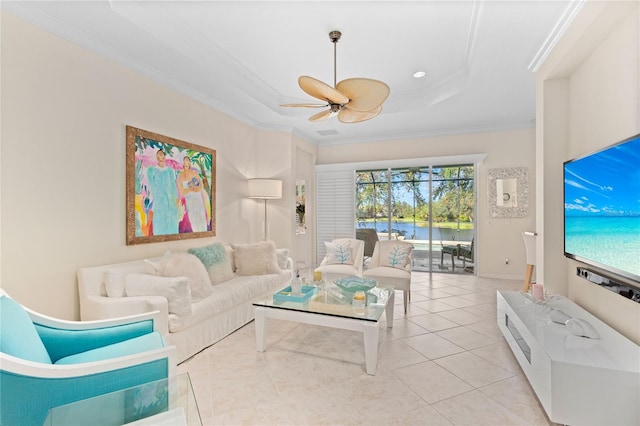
315, 238, 365, 278
363, 240, 413, 313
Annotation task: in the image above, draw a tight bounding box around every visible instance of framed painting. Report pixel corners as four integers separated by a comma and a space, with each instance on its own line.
126, 126, 216, 245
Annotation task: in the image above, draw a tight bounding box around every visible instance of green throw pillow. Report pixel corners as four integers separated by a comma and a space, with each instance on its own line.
188, 243, 235, 285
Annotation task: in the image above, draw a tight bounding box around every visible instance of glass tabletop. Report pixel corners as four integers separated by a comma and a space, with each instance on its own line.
44, 373, 201, 426
253, 279, 394, 322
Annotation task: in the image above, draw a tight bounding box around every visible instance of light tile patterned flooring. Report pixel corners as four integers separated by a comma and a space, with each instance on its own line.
178, 272, 555, 425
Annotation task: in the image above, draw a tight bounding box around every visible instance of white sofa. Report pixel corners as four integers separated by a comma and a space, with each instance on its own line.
78, 242, 293, 363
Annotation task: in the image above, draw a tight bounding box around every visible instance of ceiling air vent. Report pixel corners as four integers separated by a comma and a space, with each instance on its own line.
317, 129, 339, 136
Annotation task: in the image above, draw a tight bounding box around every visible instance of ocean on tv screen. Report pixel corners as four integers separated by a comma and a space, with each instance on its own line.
565, 216, 640, 278
564, 134, 640, 279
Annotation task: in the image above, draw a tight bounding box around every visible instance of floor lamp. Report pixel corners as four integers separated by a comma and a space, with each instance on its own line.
248, 179, 282, 240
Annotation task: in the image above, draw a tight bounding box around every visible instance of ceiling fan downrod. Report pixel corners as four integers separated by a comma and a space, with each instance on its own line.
329, 30, 341, 89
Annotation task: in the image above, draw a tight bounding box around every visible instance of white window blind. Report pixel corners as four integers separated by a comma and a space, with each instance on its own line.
315, 169, 355, 264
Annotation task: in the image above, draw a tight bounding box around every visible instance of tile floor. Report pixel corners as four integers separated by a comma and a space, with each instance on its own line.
178, 272, 556, 425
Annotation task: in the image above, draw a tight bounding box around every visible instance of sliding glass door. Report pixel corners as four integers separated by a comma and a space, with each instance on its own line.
355, 164, 475, 274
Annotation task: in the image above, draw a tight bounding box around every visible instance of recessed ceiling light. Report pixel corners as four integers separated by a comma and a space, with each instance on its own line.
413, 71, 426, 78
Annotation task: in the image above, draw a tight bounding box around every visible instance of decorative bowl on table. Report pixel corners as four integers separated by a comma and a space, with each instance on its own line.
333, 276, 377, 293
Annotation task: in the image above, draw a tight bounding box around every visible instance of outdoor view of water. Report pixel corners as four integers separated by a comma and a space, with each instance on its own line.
357, 221, 474, 241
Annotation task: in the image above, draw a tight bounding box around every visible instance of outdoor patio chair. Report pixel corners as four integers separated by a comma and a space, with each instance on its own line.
457, 238, 475, 269
441, 243, 460, 270
356, 228, 379, 263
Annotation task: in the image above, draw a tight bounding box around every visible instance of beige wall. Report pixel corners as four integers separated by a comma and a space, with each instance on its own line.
318, 128, 537, 279
292, 136, 316, 269
537, 1, 640, 343
0, 13, 300, 319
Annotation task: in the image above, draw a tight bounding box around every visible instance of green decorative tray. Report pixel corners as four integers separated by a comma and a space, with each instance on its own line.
273, 285, 318, 302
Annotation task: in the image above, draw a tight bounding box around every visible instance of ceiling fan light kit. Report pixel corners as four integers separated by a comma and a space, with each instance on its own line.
282, 31, 390, 123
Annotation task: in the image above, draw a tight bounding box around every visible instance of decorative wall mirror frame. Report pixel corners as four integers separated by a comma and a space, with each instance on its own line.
488, 167, 528, 218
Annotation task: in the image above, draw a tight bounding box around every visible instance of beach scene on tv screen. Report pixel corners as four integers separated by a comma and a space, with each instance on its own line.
564, 135, 640, 279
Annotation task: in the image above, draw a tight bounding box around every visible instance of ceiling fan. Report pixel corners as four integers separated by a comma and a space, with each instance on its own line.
282, 31, 390, 123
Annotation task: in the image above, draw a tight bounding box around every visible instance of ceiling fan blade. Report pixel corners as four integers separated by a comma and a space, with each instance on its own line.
338, 105, 382, 123
309, 108, 336, 122
336, 78, 390, 112
299, 76, 349, 104
280, 103, 328, 108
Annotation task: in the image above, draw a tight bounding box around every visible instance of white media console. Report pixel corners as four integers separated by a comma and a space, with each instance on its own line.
497, 290, 639, 425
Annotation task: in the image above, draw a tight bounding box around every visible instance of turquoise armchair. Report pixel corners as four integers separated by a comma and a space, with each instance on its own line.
0, 291, 176, 426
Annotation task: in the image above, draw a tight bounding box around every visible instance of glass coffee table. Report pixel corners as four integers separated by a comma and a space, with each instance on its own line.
253, 281, 394, 375
44, 373, 201, 425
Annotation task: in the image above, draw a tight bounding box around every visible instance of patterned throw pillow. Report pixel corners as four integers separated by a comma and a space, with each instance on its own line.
378, 241, 413, 269
324, 240, 354, 265
188, 242, 235, 285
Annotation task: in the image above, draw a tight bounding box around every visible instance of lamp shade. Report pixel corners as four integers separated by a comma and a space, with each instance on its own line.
248, 179, 282, 199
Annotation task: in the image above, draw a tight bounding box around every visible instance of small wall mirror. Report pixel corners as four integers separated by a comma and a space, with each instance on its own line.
488, 167, 528, 218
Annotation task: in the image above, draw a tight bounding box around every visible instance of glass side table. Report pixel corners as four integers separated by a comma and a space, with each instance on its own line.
44, 373, 201, 426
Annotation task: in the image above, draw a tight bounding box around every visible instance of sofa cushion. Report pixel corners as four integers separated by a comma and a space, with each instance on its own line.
324, 240, 354, 265
232, 241, 280, 276
0, 296, 52, 364
55, 332, 164, 365
147, 252, 212, 302
188, 242, 235, 285
125, 274, 192, 316
167, 271, 291, 332
378, 240, 413, 269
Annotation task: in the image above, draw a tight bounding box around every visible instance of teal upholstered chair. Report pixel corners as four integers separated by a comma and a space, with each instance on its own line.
0, 291, 176, 426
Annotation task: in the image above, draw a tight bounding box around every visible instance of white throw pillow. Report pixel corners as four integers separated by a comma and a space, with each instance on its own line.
232, 240, 281, 276
324, 240, 354, 265
143, 251, 171, 275
104, 269, 127, 297
155, 252, 213, 302
124, 273, 192, 316
226, 246, 236, 272
188, 242, 235, 285
378, 241, 413, 269
276, 248, 290, 270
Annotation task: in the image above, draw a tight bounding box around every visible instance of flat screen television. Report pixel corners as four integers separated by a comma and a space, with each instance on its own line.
563, 133, 640, 284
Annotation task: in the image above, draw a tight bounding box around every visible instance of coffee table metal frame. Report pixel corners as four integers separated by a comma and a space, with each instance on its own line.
253, 286, 394, 375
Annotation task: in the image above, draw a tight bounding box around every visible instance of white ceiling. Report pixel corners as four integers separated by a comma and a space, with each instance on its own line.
2, 1, 583, 146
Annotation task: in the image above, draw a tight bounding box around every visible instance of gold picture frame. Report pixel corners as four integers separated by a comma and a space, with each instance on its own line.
126, 126, 216, 245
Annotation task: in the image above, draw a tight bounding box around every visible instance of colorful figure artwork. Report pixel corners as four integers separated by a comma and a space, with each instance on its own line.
126, 126, 216, 244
